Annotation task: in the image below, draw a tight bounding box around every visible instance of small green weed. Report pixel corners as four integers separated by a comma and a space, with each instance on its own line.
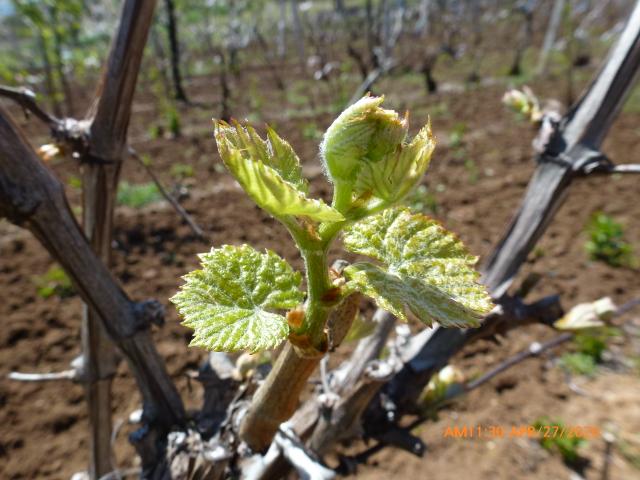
559, 328, 620, 376
585, 213, 634, 267
166, 106, 181, 138
148, 124, 162, 140
559, 352, 597, 376
33, 265, 74, 299
449, 122, 467, 149
533, 417, 585, 464
117, 182, 162, 208
302, 123, 323, 141
67, 175, 82, 190
171, 163, 195, 180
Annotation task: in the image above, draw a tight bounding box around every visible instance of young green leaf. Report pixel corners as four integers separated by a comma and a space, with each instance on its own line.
342, 208, 493, 327
345, 263, 486, 328
171, 245, 305, 352
216, 120, 307, 191
223, 149, 343, 222
266, 126, 308, 193
320, 95, 407, 186
215, 121, 343, 222
320, 95, 435, 216
353, 122, 435, 210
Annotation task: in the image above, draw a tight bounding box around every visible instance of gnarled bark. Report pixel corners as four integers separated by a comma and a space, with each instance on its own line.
0, 103, 184, 477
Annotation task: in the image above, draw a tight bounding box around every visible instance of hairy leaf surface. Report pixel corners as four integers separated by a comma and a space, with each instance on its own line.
343, 208, 493, 327
266, 126, 308, 193
215, 121, 342, 222
320, 95, 390, 184
354, 122, 435, 207
224, 149, 343, 221
171, 245, 304, 352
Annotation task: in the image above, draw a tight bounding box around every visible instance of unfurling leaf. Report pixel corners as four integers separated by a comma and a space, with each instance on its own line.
223, 149, 344, 222
502, 86, 542, 123
320, 95, 408, 186
171, 245, 305, 352
419, 365, 465, 407
320, 95, 435, 216
353, 121, 435, 210
342, 208, 493, 327
216, 120, 307, 191
554, 297, 616, 331
214, 120, 343, 222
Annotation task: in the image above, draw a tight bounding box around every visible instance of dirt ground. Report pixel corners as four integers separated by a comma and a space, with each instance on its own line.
1, 62, 639, 479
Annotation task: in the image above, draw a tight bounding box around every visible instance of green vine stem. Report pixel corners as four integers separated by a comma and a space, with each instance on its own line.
177, 97, 491, 454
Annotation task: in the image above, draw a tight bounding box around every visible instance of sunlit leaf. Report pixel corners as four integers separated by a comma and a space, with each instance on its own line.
215, 121, 343, 222
266, 126, 308, 193
223, 149, 343, 222
343, 208, 493, 327
171, 245, 304, 352
320, 95, 397, 185
353, 122, 435, 208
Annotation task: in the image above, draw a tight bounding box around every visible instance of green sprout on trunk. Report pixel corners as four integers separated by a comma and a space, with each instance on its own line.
172, 95, 493, 357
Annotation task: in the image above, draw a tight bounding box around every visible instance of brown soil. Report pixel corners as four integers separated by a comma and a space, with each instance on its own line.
1, 63, 639, 480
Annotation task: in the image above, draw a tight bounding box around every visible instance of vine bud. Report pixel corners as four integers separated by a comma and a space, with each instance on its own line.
321, 95, 435, 216
320, 95, 408, 187
502, 86, 542, 123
